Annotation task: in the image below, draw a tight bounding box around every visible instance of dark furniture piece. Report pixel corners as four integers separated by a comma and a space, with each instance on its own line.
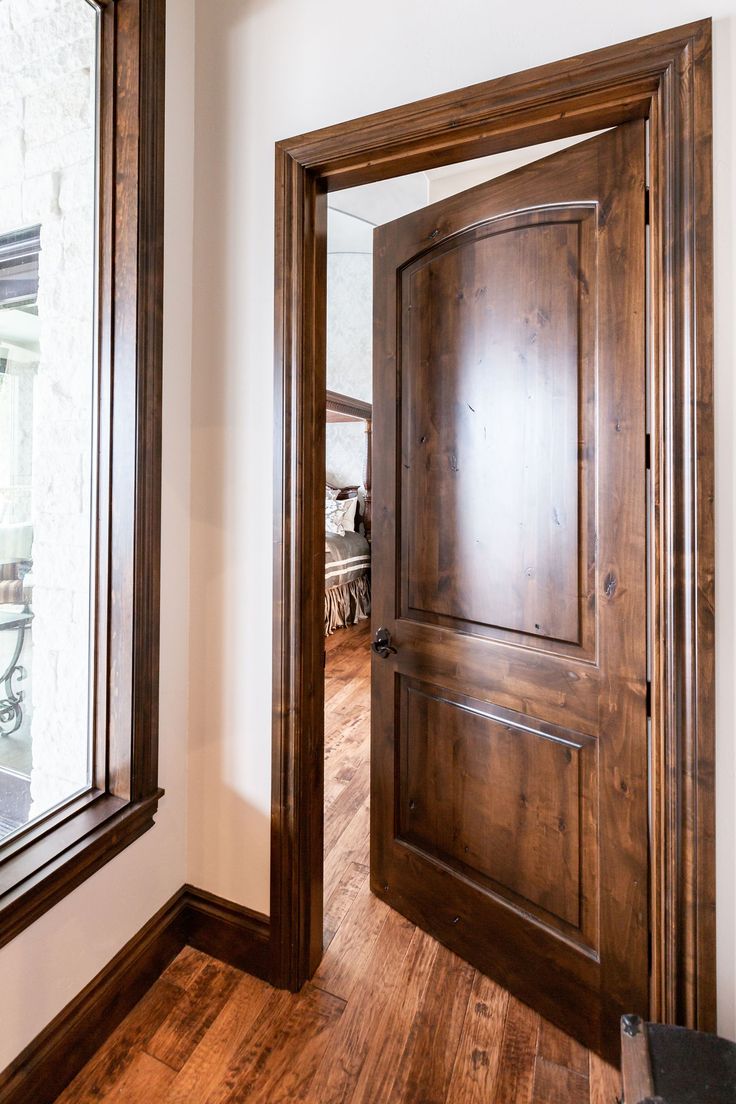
621, 1015, 736, 1103
0, 608, 32, 738
326, 389, 372, 539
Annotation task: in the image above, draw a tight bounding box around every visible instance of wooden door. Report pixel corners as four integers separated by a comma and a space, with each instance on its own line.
371, 121, 648, 1061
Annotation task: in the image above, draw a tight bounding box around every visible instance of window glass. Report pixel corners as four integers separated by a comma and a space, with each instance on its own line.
0, 0, 98, 839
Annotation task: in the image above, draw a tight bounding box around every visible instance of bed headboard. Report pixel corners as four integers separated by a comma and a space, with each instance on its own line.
326, 389, 372, 541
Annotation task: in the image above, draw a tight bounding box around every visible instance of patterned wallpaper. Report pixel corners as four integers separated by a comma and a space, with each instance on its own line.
326, 241, 372, 490
326, 420, 369, 489
327, 251, 372, 400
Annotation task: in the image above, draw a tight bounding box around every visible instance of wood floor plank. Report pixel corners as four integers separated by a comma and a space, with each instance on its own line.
349, 928, 439, 1104
101, 1053, 175, 1101
491, 996, 541, 1104
387, 942, 476, 1104
216, 985, 345, 1103
324, 691, 369, 808
194, 993, 295, 1104
322, 788, 370, 898
161, 973, 275, 1104
312, 876, 391, 1002
323, 860, 368, 949
161, 946, 213, 990
446, 970, 510, 1103
588, 1052, 623, 1104
532, 1057, 589, 1104
324, 677, 366, 717
324, 758, 370, 856
55, 977, 185, 1103
145, 958, 242, 1071
324, 636, 368, 713
324, 715, 368, 805
536, 1017, 589, 1077
308, 907, 416, 1104
324, 620, 369, 660
324, 672, 367, 724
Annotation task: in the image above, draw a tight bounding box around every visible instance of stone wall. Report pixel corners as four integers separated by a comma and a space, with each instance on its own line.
0, 0, 97, 815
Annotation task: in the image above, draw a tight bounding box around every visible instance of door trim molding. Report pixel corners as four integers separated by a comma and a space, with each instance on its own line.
271, 20, 715, 1034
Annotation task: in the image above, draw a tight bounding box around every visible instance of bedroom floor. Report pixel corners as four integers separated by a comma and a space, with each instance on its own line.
53, 622, 622, 1103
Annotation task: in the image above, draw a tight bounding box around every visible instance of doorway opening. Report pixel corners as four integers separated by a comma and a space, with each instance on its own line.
317, 137, 644, 1088
318, 128, 647, 1072
272, 18, 714, 1070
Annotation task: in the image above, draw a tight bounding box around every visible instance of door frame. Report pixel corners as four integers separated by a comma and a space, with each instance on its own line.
271, 19, 716, 1033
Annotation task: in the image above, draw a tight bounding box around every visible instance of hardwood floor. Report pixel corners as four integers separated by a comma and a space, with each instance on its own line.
55, 621, 622, 1102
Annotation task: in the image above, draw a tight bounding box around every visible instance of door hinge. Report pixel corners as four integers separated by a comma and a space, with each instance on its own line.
645, 432, 651, 470
645, 186, 650, 225
646, 679, 652, 717
648, 928, 653, 975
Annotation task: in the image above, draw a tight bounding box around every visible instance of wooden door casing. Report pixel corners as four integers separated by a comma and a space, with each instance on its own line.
271, 22, 714, 1038
371, 122, 648, 1061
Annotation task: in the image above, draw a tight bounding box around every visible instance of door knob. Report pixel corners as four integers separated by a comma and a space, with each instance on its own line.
372, 627, 397, 658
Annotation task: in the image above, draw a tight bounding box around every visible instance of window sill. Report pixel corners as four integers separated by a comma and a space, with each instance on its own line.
0, 788, 163, 949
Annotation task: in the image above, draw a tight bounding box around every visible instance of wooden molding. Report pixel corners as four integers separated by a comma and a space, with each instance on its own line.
130, 0, 166, 805
0, 792, 162, 950
0, 886, 270, 1104
0, 889, 186, 1104
271, 18, 716, 1040
0, 0, 166, 944
272, 150, 327, 988
182, 884, 271, 980
326, 390, 372, 422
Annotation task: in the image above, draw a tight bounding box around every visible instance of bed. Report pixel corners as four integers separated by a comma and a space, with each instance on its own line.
325, 391, 372, 636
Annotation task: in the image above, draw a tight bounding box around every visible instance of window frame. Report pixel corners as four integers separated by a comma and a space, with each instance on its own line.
0, 0, 165, 948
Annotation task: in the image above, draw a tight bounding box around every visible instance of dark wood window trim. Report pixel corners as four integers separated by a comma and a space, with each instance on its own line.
272, 19, 716, 1034
0, 0, 166, 948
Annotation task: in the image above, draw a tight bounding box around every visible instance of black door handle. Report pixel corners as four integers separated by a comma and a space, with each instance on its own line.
372, 627, 397, 658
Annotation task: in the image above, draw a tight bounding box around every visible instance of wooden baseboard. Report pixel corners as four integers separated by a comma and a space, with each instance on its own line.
0, 884, 271, 1104
182, 883, 270, 980
0, 888, 187, 1104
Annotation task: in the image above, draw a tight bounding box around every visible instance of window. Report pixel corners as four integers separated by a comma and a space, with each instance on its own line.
0, 0, 98, 838
0, 0, 164, 945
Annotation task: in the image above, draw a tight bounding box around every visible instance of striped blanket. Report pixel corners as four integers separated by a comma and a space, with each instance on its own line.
325, 530, 371, 635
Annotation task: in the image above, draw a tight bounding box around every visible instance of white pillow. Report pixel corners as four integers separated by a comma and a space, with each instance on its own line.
325, 495, 357, 536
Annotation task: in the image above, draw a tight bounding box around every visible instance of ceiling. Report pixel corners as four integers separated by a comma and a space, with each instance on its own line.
327, 129, 607, 250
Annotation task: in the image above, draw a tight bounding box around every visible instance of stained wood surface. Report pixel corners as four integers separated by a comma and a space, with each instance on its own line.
272, 20, 715, 1036
56, 624, 621, 1103
0, 0, 166, 957
402, 215, 583, 643
371, 122, 649, 1061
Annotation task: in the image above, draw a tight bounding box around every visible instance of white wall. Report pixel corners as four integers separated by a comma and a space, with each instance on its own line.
0, 0, 195, 1068
189, 0, 736, 1037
